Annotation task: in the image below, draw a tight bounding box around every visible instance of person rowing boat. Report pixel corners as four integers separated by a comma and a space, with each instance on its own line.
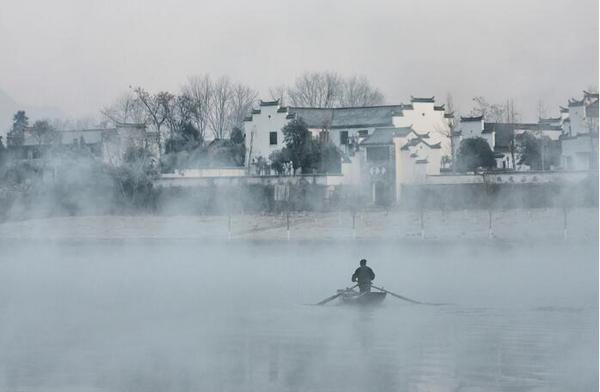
351, 259, 375, 293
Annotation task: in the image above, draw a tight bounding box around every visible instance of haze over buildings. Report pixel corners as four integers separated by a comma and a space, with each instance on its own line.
0, 0, 598, 135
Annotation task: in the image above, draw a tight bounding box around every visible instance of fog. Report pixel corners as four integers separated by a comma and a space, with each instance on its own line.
1, 0, 598, 390
1, 0, 598, 129
0, 237, 597, 391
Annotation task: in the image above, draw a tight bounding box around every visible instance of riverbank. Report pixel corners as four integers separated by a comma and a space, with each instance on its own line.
0, 207, 596, 242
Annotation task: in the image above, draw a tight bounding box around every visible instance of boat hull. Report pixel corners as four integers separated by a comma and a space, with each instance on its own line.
340, 291, 386, 306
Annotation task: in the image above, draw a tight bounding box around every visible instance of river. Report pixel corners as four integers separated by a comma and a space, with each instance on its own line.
0, 239, 597, 391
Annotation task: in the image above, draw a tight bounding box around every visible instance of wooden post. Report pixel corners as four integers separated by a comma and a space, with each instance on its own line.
488, 209, 493, 239
286, 207, 290, 241
228, 214, 232, 240
420, 206, 425, 239
563, 207, 568, 240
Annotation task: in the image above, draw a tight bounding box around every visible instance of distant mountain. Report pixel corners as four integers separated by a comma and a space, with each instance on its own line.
0, 88, 65, 138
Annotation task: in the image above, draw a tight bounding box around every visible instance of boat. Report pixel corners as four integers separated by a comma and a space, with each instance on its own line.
337, 289, 387, 306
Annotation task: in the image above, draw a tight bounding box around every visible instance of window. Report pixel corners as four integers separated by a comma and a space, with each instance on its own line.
269, 131, 278, 145
358, 130, 368, 138
340, 131, 349, 145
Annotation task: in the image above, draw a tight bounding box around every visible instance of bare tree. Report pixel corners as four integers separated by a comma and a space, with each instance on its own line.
469, 96, 507, 123
101, 93, 146, 125
287, 72, 343, 108
282, 72, 384, 108
230, 83, 258, 129
446, 93, 458, 172
268, 85, 288, 104
133, 87, 175, 153
338, 75, 384, 107
207, 76, 234, 139
181, 75, 212, 142
536, 99, 547, 120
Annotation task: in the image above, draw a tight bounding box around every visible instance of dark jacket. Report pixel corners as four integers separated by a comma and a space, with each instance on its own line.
352, 266, 375, 285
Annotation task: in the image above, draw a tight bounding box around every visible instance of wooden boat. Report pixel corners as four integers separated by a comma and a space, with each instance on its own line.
338, 289, 387, 306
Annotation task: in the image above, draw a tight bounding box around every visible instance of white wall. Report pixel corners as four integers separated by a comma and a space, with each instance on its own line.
458, 119, 484, 139
561, 134, 594, 170
392, 102, 451, 157
568, 105, 587, 135
341, 156, 362, 186
245, 105, 289, 163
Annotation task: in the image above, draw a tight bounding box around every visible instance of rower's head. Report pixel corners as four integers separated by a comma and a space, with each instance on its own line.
360, 259, 367, 266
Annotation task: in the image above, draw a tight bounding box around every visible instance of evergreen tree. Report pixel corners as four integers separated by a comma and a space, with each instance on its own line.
456, 137, 496, 172
7, 110, 29, 146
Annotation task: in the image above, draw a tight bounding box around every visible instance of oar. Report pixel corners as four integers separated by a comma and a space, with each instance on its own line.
315, 284, 358, 305
371, 285, 451, 306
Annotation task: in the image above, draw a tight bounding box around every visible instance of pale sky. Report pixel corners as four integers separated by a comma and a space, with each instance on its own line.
0, 0, 598, 123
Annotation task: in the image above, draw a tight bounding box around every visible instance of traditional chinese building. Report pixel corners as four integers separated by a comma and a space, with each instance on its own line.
243, 97, 453, 204
6, 123, 159, 166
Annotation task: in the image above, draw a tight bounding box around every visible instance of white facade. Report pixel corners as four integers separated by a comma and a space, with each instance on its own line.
456, 116, 496, 151
561, 134, 596, 170
244, 101, 290, 164
392, 98, 451, 157
567, 103, 587, 136
559, 91, 599, 170
243, 97, 452, 178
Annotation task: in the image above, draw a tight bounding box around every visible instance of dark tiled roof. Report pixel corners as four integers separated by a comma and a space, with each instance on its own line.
360, 126, 413, 145
434, 104, 445, 111
568, 98, 584, 107
288, 105, 405, 129
539, 117, 561, 123
259, 99, 279, 107
400, 136, 440, 150
243, 116, 253, 122
411, 96, 435, 103
23, 128, 108, 146
560, 106, 569, 113
277, 107, 288, 113
288, 108, 334, 128
483, 123, 513, 150
116, 122, 146, 128
483, 122, 563, 150
251, 109, 261, 115
460, 115, 483, 122
584, 91, 599, 99
444, 112, 454, 118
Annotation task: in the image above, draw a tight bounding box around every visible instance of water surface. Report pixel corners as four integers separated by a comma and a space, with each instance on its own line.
0, 240, 597, 391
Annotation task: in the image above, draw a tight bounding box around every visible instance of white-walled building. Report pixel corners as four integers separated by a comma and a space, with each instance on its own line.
242, 97, 453, 204
455, 116, 563, 170
7, 123, 159, 166
357, 126, 443, 203
243, 97, 452, 165
559, 91, 598, 170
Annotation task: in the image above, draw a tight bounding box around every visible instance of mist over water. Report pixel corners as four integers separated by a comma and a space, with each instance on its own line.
0, 238, 596, 391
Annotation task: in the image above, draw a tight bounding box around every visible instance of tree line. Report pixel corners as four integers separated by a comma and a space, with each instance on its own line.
269, 72, 384, 108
